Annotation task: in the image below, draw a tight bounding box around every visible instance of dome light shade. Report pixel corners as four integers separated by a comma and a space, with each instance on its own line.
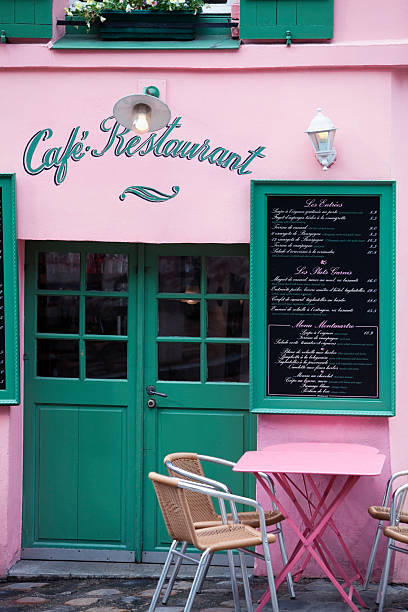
305, 108, 337, 170
113, 90, 171, 134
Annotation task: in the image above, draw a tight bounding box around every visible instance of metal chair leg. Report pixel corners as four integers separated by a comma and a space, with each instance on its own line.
149, 540, 178, 612
197, 551, 213, 593
363, 522, 384, 589
238, 551, 253, 612
162, 541, 188, 604
227, 549, 242, 612
276, 523, 295, 598
377, 542, 394, 612
261, 539, 279, 612
184, 549, 211, 612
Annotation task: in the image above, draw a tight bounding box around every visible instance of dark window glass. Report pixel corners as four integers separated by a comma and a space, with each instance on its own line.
158, 256, 201, 293
158, 300, 200, 337
206, 256, 249, 294
158, 342, 200, 381
207, 343, 249, 382
207, 300, 249, 338
85, 297, 128, 336
86, 254, 128, 291
37, 296, 79, 334
38, 252, 80, 290
37, 340, 79, 378
86, 341, 127, 379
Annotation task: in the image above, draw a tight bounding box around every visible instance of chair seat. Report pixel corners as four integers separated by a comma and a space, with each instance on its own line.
195, 523, 276, 553
368, 505, 408, 523
384, 525, 408, 544
194, 509, 285, 530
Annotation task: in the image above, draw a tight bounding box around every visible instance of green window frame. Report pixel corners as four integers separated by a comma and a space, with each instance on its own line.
0, 0, 52, 39
0, 175, 20, 405
250, 181, 395, 417
239, 0, 333, 42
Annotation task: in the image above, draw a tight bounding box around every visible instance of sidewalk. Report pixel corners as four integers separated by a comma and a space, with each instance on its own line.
1, 562, 408, 611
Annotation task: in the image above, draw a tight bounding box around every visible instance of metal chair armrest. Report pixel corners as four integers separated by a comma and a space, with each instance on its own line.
382, 470, 408, 506
390, 482, 408, 525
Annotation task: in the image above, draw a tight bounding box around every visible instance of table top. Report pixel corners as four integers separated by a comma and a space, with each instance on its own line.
233, 443, 386, 476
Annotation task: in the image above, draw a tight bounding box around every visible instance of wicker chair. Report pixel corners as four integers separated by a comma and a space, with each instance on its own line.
164, 452, 294, 599
149, 472, 280, 612
363, 469, 408, 589
375, 482, 408, 612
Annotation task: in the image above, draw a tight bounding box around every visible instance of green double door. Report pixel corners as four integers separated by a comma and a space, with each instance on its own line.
22, 242, 253, 561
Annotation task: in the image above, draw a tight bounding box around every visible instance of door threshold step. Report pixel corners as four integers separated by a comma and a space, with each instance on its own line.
8, 560, 235, 580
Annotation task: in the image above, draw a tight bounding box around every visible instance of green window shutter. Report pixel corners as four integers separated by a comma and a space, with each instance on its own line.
240, 0, 333, 42
0, 0, 52, 39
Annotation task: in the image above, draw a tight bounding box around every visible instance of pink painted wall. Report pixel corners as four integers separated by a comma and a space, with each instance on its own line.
0, 0, 407, 580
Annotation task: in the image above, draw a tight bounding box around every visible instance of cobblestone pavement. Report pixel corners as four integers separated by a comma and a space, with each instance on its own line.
0, 576, 408, 611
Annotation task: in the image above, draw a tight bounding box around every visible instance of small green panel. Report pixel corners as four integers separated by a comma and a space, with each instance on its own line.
78, 408, 124, 542
0, 0, 52, 38
37, 406, 78, 541
52, 33, 240, 50
240, 0, 333, 41
154, 409, 249, 549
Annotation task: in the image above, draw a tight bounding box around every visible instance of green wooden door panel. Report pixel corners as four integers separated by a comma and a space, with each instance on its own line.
152, 408, 251, 550
37, 406, 78, 541
0, 0, 52, 38
240, 0, 333, 41
78, 408, 125, 542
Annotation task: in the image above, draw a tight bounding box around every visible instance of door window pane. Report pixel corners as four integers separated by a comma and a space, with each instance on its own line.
86, 341, 127, 379
37, 339, 79, 378
86, 254, 128, 291
158, 342, 200, 381
86, 297, 128, 335
38, 252, 80, 290
207, 343, 249, 382
37, 296, 79, 334
207, 300, 249, 338
158, 256, 201, 293
158, 300, 200, 337
207, 256, 249, 294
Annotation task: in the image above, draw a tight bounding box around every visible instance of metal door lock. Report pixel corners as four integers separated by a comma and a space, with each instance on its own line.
147, 398, 156, 409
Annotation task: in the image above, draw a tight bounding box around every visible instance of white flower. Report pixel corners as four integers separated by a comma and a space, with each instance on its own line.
125, 2, 132, 10
100, 15, 106, 20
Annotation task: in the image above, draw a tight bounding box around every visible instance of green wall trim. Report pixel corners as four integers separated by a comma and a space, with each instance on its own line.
250, 181, 395, 417
52, 33, 240, 50
0, 175, 20, 405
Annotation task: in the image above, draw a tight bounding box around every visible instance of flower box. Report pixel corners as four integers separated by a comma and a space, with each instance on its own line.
98, 9, 199, 40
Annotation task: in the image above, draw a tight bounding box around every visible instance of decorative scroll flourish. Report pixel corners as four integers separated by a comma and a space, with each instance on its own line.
119, 185, 180, 203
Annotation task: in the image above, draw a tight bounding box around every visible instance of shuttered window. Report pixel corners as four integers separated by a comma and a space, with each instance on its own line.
0, 0, 52, 39
240, 0, 333, 41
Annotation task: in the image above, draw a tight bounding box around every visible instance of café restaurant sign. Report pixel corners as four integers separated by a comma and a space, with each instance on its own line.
23, 116, 266, 201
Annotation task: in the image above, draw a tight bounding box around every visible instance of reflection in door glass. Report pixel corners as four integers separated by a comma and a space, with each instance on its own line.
158, 256, 201, 293
158, 342, 200, 381
86, 254, 129, 291
37, 339, 79, 378
207, 343, 249, 382
85, 297, 128, 335
207, 256, 249, 294
158, 300, 200, 336
207, 300, 249, 337
86, 341, 127, 379
37, 296, 79, 334
38, 252, 80, 290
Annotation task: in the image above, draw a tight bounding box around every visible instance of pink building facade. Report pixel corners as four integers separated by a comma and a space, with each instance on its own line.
0, 0, 407, 583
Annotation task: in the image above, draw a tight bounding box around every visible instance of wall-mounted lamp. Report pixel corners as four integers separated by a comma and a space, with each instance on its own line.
113, 85, 171, 135
305, 108, 337, 171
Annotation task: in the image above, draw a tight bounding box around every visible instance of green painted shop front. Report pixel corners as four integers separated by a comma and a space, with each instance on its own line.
22, 242, 254, 561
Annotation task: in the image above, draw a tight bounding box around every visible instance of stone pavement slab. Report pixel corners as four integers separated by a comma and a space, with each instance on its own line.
0, 573, 406, 610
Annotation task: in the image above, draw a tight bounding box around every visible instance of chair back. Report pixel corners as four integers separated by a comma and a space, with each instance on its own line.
164, 452, 220, 524
149, 472, 200, 546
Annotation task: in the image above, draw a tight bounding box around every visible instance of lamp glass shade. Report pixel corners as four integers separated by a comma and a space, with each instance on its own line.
113, 93, 171, 133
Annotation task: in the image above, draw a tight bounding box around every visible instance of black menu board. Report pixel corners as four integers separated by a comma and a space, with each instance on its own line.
266, 195, 379, 398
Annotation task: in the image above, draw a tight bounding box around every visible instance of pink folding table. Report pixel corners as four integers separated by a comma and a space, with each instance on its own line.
234, 442, 385, 612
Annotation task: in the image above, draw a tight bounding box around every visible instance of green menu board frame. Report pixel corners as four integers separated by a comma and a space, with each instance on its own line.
0, 175, 20, 405
250, 181, 395, 416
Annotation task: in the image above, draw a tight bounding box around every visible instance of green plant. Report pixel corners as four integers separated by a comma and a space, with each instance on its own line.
66, 0, 204, 26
